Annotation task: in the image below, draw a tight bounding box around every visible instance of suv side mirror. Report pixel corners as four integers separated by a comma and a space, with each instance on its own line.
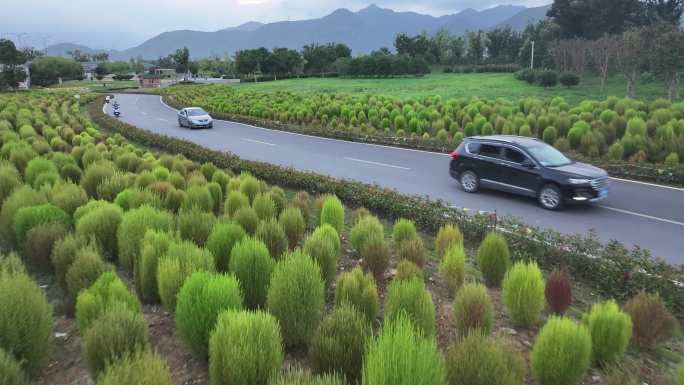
521, 159, 535, 168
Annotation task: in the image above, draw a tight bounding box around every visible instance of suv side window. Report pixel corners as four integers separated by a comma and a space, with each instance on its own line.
503, 147, 527, 164
478, 144, 502, 159
466, 142, 481, 154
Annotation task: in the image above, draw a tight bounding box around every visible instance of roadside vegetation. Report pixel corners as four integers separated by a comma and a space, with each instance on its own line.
165, 83, 684, 168
0, 91, 681, 385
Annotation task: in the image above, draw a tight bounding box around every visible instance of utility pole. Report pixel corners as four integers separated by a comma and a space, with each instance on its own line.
530, 40, 535, 69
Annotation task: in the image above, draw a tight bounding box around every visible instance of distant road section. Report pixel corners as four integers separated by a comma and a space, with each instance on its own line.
108, 94, 684, 265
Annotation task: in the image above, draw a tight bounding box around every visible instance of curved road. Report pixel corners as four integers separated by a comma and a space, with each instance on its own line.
108, 94, 684, 265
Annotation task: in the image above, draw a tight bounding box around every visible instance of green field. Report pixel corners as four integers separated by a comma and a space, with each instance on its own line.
238, 73, 679, 104
47, 79, 139, 91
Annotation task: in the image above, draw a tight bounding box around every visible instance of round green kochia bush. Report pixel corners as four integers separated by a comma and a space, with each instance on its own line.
0, 252, 26, 277
0, 272, 53, 376
476, 232, 510, 287
279, 207, 305, 248
0, 185, 46, 249
176, 207, 216, 246
267, 250, 325, 348
438, 244, 466, 295
229, 237, 275, 309
75, 271, 141, 332
239, 175, 262, 203
75, 202, 123, 259
362, 314, 445, 385
256, 219, 289, 260
268, 369, 344, 385
0, 347, 26, 385
253, 193, 277, 221
209, 310, 283, 385
206, 222, 246, 272
392, 218, 418, 248
445, 332, 525, 385
0, 163, 22, 206
80, 161, 115, 198
23, 222, 68, 271
435, 224, 463, 258
182, 185, 214, 213
384, 277, 435, 337
310, 306, 370, 384
83, 305, 150, 376
676, 360, 684, 385
320, 195, 344, 234
312, 224, 341, 258
117, 205, 174, 272
13, 203, 71, 249
136, 230, 172, 303
361, 233, 391, 279
175, 272, 243, 359
453, 282, 494, 335
501, 261, 546, 327
51, 233, 90, 289
65, 246, 113, 301
157, 239, 216, 313
97, 350, 173, 385
582, 300, 632, 365
224, 190, 250, 217
396, 238, 426, 267
532, 316, 592, 385
350, 215, 384, 252
303, 230, 338, 287
395, 260, 423, 282
334, 266, 379, 323
233, 206, 259, 235
25, 157, 58, 188
49, 181, 88, 216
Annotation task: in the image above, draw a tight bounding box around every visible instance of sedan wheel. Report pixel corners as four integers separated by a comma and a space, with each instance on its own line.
460, 170, 479, 193
539, 184, 563, 210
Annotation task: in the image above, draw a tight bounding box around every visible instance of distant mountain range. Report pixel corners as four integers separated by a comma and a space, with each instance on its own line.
46, 4, 551, 60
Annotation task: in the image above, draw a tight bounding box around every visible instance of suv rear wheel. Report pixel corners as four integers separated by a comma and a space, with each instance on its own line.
460, 170, 479, 193
538, 184, 563, 210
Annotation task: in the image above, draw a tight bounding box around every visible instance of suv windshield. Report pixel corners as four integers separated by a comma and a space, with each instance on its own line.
525, 143, 572, 167
187, 108, 207, 116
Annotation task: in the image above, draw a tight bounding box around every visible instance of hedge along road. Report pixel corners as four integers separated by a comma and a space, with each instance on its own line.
109, 93, 684, 264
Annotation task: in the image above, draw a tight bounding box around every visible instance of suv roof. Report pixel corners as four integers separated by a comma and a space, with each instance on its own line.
467, 135, 542, 147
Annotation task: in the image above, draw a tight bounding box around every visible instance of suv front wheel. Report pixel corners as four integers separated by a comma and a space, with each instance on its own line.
538, 184, 563, 210
460, 170, 479, 193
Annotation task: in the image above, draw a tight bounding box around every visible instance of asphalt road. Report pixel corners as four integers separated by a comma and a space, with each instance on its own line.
107, 94, 684, 265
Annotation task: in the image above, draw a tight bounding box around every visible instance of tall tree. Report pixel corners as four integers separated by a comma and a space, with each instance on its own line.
587, 35, 619, 92
466, 30, 487, 64
548, 0, 645, 39
173, 46, 190, 78
0, 39, 27, 90
650, 25, 684, 99
644, 0, 684, 25
615, 27, 651, 98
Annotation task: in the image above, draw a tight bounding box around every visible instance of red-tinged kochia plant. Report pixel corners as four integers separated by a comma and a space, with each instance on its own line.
545, 270, 573, 314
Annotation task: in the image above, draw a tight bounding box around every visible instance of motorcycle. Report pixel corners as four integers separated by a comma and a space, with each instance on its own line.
113, 103, 120, 117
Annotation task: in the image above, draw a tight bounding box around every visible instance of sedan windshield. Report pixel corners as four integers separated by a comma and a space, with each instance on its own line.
187, 108, 207, 116
526, 143, 572, 167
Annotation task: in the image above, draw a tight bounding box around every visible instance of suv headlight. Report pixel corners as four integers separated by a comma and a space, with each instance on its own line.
568, 178, 591, 185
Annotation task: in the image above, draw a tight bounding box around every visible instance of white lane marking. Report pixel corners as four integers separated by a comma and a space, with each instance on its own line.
156, 118, 169, 123
241, 138, 276, 146
155, 96, 684, 190
609, 177, 684, 192
597, 205, 684, 227
140, 111, 148, 116
344, 157, 411, 170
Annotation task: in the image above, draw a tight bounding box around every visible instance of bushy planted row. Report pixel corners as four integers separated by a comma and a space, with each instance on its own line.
1, 92, 681, 385
165, 84, 684, 166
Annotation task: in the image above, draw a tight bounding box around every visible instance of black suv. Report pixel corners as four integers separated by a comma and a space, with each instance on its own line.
449, 135, 609, 210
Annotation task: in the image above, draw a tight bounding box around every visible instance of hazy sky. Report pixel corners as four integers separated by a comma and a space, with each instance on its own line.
1, 0, 547, 50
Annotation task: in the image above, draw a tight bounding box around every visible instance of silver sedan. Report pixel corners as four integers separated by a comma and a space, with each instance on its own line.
177, 107, 213, 129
